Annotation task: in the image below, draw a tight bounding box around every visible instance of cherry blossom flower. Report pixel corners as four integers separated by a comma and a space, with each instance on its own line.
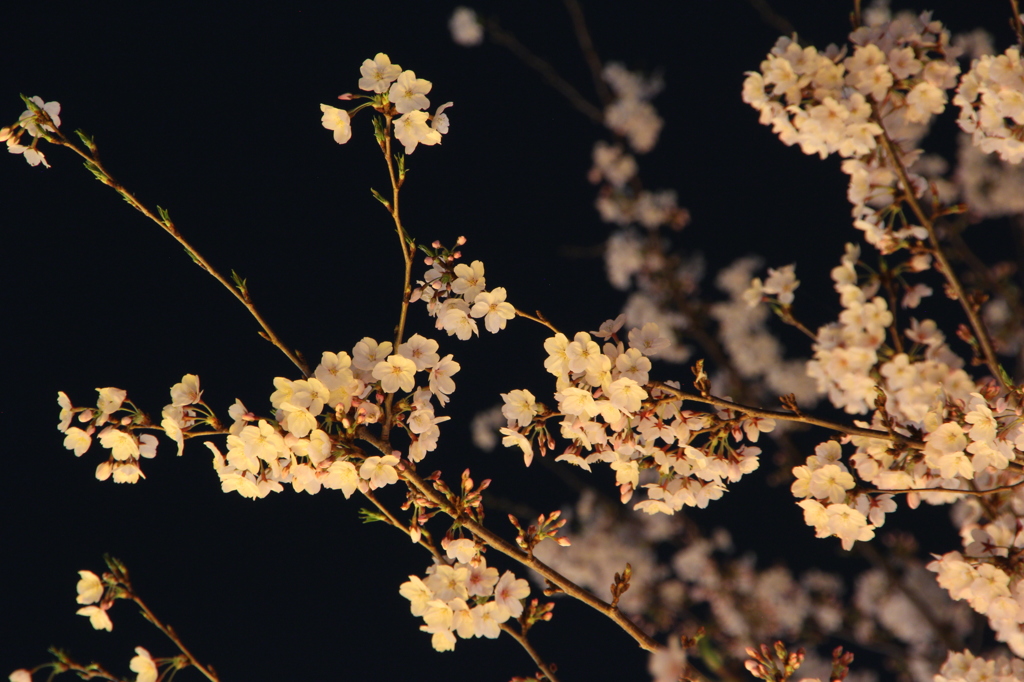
98, 427, 139, 461
389, 70, 432, 114
398, 333, 440, 371
359, 455, 400, 490
501, 389, 537, 428
500, 427, 534, 466
428, 354, 460, 405
471, 288, 515, 333
431, 102, 453, 135
358, 53, 402, 94
76, 604, 113, 631
449, 7, 483, 47
63, 427, 92, 456
95, 387, 127, 424
322, 461, 359, 498
445, 538, 478, 563
762, 264, 799, 304
372, 354, 417, 393
628, 322, 669, 356
129, 647, 158, 682
76, 570, 103, 604
393, 110, 441, 154
493, 570, 529, 618
320, 104, 352, 144
452, 260, 486, 300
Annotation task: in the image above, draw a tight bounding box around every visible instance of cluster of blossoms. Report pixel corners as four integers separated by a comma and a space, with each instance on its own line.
321, 53, 452, 154
770, 237, 1024, 557
955, 48, 1024, 163
532, 491, 970, 679
711, 257, 818, 403
498, 317, 775, 514
603, 62, 663, 154
927, 474, 1024, 656
399, 539, 530, 651
56, 380, 193, 484
743, 11, 962, 252
936, 649, 1024, 682
804, 243, 897, 415
410, 245, 515, 340
589, 61, 685, 231
58, 333, 462, 499
1, 96, 60, 167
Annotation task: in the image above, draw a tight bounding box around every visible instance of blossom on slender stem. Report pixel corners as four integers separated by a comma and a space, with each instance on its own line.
389, 70, 432, 114
359, 53, 402, 93
129, 647, 158, 682
76, 570, 103, 604
320, 105, 352, 144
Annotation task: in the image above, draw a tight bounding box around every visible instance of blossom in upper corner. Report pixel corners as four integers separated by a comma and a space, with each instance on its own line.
389, 70, 432, 115
359, 53, 402, 94
955, 47, 1024, 164
449, 7, 483, 47
393, 111, 441, 154
320, 105, 352, 144
129, 647, 158, 682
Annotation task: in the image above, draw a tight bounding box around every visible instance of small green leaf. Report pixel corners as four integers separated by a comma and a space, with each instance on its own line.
230, 269, 248, 296
157, 205, 172, 226
358, 508, 387, 524
370, 188, 390, 208
75, 129, 97, 152
83, 161, 106, 182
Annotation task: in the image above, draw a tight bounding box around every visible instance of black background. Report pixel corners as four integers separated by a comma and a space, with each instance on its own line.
1, 1, 1015, 680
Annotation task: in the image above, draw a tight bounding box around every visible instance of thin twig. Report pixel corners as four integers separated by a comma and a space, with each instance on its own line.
482, 17, 604, 124
562, 0, 613, 107
514, 306, 563, 335
127, 594, 219, 682
1010, 0, 1024, 46
871, 106, 1011, 391
862, 476, 1024, 497
746, 0, 799, 38
47, 129, 309, 377
652, 382, 926, 450
362, 489, 444, 561
501, 622, 561, 682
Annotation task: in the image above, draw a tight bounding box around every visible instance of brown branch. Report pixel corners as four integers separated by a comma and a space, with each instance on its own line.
871, 106, 1010, 391
562, 0, 614, 107
482, 17, 604, 124
47, 129, 309, 376
355, 426, 661, 653
514, 306, 563, 335
652, 382, 925, 450
500, 623, 561, 682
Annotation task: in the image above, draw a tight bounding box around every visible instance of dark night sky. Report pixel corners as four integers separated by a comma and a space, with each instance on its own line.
1, 1, 1015, 680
